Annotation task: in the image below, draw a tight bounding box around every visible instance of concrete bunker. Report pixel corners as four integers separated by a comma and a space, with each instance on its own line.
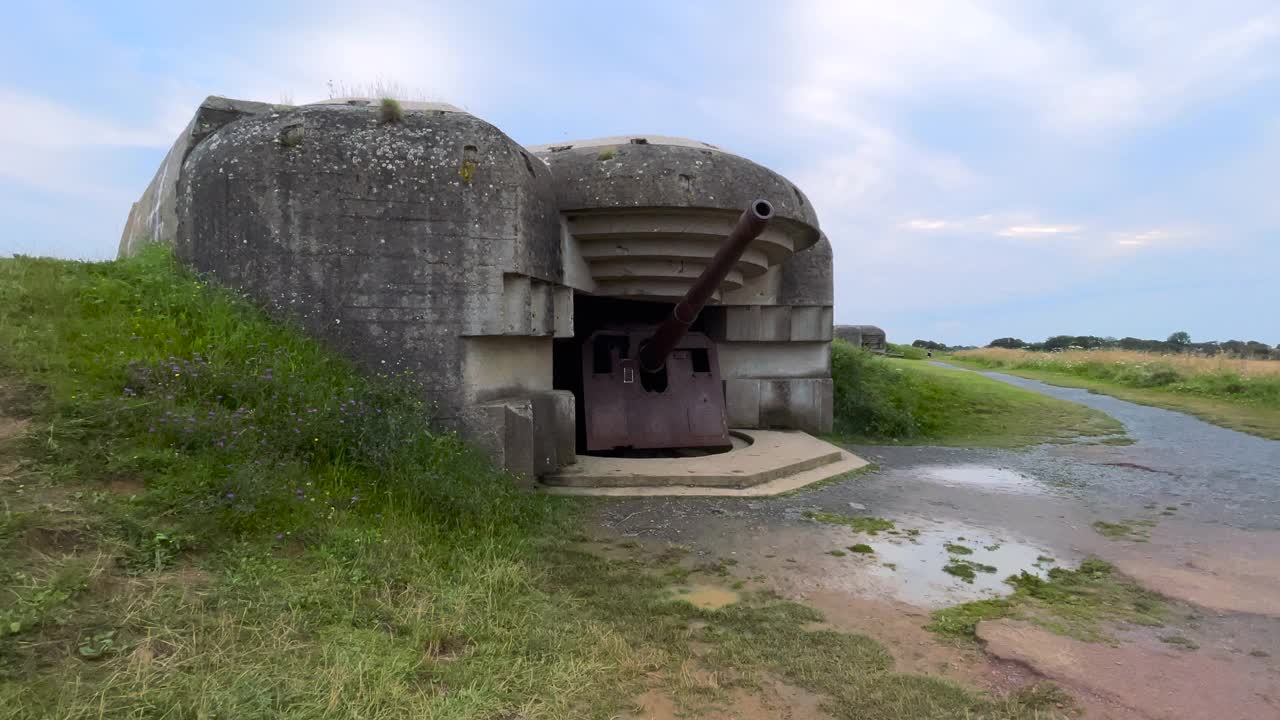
120, 100, 839, 484
835, 325, 888, 353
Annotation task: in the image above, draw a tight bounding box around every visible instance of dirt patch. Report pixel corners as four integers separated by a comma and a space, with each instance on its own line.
1102, 523, 1280, 617
0, 382, 38, 419
0, 416, 28, 444
106, 477, 145, 495
22, 525, 89, 554
675, 584, 740, 609
977, 619, 1279, 720
803, 590, 1000, 682
621, 676, 832, 720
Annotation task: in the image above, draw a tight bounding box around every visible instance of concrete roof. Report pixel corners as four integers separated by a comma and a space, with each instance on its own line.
527, 135, 742, 158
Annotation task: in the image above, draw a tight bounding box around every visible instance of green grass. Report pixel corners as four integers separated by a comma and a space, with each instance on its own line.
378, 97, 404, 123
942, 560, 996, 583
0, 250, 1072, 719
945, 543, 973, 555
929, 558, 1170, 642
947, 357, 1280, 441
1092, 519, 1155, 542
830, 342, 1124, 447
886, 342, 928, 360
806, 511, 895, 535
848, 543, 875, 555
1159, 634, 1199, 650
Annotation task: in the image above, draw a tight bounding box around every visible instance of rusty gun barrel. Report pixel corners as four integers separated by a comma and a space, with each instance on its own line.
639, 199, 774, 372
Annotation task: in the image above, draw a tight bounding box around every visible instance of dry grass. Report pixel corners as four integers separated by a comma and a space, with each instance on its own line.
325, 79, 433, 102
958, 348, 1280, 378
949, 347, 1280, 440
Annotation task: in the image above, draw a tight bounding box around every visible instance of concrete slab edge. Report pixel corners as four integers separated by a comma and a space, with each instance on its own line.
537, 450, 869, 497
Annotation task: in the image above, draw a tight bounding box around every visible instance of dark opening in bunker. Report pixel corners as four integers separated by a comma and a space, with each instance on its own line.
553, 292, 730, 457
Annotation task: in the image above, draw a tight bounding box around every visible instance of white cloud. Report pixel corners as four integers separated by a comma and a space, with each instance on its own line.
997, 224, 1083, 238
0, 89, 173, 150
0, 87, 175, 199
778, 1, 1280, 137
1113, 229, 1168, 246
901, 219, 952, 231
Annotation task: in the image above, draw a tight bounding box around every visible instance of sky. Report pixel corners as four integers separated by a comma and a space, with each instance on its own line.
2, 1, 1278, 347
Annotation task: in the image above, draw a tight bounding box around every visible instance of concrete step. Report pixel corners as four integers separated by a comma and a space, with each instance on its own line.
541, 430, 847, 489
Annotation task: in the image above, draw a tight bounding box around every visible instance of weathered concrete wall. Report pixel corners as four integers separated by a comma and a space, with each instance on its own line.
119, 97, 282, 257
176, 102, 562, 436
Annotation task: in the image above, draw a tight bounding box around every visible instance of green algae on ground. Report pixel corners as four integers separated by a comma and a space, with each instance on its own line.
848, 543, 874, 554
1092, 519, 1155, 541
929, 557, 1171, 642
1159, 634, 1199, 650
945, 543, 973, 555
805, 511, 895, 535
942, 559, 997, 583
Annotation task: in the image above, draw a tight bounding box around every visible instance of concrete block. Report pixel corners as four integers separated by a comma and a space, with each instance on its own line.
717, 341, 829, 379
714, 306, 797, 342
756, 378, 832, 434
724, 305, 761, 341
553, 286, 574, 338
462, 336, 553, 404
530, 394, 559, 476
502, 399, 537, 482
503, 274, 532, 334
547, 390, 577, 466
790, 306, 832, 342
760, 306, 791, 341
724, 378, 762, 427
529, 280, 551, 335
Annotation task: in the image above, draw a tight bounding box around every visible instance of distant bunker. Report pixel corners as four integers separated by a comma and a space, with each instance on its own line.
835, 325, 887, 353
120, 97, 838, 483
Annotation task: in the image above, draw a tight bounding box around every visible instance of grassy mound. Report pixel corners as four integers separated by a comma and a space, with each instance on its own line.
831, 341, 1122, 446
0, 250, 1074, 718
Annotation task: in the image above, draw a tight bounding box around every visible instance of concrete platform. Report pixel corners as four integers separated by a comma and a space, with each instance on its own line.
540, 430, 868, 497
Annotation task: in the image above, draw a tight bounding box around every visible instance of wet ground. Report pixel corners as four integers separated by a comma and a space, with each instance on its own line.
592, 368, 1280, 719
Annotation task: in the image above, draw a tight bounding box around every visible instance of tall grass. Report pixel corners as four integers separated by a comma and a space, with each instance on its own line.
956, 348, 1280, 408
830, 342, 1119, 446
0, 248, 553, 540
960, 348, 1280, 377
831, 340, 924, 439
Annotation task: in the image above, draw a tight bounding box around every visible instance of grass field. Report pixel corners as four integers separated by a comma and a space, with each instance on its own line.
0, 250, 1072, 719
952, 348, 1280, 440
830, 342, 1123, 447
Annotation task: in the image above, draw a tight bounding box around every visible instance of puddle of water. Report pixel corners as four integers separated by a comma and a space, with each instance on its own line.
859, 517, 1060, 607
676, 584, 740, 609
915, 464, 1044, 495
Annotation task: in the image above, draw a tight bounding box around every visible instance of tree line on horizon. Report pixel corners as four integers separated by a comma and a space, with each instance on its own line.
909, 332, 1278, 359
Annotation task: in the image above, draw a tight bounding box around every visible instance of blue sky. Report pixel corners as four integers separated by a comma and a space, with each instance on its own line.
2, 1, 1277, 346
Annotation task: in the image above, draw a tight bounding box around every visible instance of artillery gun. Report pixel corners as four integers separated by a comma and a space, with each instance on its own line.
580, 200, 775, 451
